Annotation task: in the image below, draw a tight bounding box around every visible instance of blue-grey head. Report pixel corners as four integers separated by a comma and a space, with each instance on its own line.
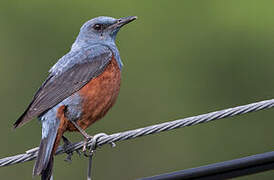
75, 16, 137, 45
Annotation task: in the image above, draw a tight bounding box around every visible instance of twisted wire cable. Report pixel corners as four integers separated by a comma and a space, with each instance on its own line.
1, 99, 274, 167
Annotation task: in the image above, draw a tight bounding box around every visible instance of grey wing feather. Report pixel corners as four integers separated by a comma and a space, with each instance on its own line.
14, 46, 113, 128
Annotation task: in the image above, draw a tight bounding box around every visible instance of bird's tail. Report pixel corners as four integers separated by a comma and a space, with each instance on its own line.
33, 113, 60, 180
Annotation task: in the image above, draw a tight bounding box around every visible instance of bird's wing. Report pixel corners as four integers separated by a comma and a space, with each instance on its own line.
14, 45, 113, 128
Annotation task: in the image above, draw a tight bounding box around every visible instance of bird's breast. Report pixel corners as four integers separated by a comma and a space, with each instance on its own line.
66, 56, 121, 131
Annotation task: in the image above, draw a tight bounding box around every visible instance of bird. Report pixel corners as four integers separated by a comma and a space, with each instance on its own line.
13, 16, 137, 180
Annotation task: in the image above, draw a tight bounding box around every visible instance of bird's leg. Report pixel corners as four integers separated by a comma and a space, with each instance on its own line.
68, 120, 93, 152
69, 120, 116, 156
62, 135, 81, 162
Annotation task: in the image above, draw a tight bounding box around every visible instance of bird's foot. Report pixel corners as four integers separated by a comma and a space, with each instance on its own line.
62, 136, 81, 162
82, 135, 93, 154
83, 133, 116, 157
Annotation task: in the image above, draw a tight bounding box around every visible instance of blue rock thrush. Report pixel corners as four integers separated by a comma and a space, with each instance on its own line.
13, 16, 137, 180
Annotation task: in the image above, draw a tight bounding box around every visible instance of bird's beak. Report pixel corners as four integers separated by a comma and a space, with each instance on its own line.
109, 16, 137, 30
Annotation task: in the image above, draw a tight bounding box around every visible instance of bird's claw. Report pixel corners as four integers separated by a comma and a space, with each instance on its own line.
64, 153, 73, 162
62, 136, 81, 162
82, 133, 116, 157
82, 135, 93, 154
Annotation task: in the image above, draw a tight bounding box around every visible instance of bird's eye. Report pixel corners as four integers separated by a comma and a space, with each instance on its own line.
93, 24, 102, 31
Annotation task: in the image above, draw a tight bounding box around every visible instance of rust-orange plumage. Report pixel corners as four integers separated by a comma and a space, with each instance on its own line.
53, 57, 121, 152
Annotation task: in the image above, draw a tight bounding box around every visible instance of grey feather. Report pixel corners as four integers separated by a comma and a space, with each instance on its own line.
14, 45, 113, 128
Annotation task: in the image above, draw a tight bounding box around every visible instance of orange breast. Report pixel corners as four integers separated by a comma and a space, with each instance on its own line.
66, 56, 121, 131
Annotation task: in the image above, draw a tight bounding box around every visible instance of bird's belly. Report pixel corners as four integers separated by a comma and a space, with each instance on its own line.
66, 58, 121, 131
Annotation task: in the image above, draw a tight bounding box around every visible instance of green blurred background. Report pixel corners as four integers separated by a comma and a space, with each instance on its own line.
0, 0, 273, 179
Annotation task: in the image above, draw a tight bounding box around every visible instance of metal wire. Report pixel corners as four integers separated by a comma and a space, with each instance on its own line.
87, 154, 93, 180
137, 151, 274, 180
1, 98, 274, 167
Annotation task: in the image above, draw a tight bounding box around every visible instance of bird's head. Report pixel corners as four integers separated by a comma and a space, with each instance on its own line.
76, 16, 137, 45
